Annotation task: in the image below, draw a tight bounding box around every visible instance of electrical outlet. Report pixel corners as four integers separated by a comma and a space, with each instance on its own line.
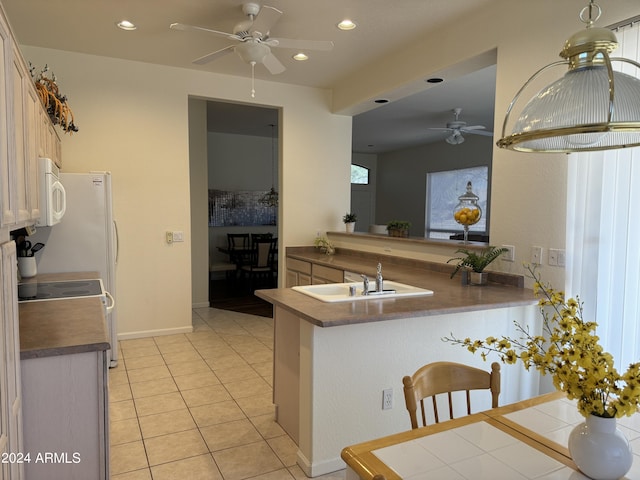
548, 248, 559, 266
382, 388, 393, 410
531, 246, 543, 265
501, 245, 515, 262
166, 231, 173, 244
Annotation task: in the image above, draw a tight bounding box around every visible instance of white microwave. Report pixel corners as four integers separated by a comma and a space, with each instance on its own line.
35, 157, 66, 226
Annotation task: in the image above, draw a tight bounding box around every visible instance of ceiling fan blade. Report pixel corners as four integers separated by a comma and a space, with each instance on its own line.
170, 22, 241, 41
462, 125, 486, 130
461, 129, 494, 137
250, 5, 282, 38
192, 45, 235, 65
269, 37, 334, 51
262, 52, 286, 74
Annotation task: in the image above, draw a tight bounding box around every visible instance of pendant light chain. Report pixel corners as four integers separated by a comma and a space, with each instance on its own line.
251, 61, 256, 98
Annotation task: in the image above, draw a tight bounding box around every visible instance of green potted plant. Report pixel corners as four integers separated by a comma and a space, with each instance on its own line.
343, 212, 357, 233
386, 220, 411, 238
447, 246, 508, 285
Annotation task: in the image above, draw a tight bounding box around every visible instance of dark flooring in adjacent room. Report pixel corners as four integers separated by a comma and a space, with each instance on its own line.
209, 278, 274, 318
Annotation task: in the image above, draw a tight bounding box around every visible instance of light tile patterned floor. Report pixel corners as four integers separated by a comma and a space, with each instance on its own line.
109, 307, 346, 480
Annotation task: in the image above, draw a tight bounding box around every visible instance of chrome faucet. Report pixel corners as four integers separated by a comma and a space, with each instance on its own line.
375, 263, 384, 292
361, 274, 370, 295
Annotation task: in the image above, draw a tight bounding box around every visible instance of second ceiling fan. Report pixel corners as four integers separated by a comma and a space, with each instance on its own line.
428, 108, 494, 145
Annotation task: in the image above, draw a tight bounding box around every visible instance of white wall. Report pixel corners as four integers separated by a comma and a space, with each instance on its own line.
188, 98, 209, 308
21, 46, 351, 338
208, 131, 276, 189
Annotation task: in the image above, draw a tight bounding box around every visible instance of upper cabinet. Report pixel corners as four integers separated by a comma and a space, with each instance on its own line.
0, 6, 14, 228
0, 2, 60, 230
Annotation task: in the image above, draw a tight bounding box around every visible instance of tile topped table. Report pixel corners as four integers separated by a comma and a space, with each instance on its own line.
342, 392, 640, 480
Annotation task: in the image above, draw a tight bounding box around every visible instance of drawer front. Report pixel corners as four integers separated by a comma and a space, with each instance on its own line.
287, 258, 311, 275
312, 265, 344, 283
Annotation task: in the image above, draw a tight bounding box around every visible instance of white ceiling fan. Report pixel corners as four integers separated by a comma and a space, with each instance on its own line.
170, 2, 334, 96
428, 108, 494, 145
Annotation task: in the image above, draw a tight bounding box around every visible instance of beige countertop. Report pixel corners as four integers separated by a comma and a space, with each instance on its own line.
256, 248, 536, 328
18, 272, 110, 360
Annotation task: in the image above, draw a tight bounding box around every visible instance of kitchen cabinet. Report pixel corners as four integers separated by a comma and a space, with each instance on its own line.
286, 258, 344, 286
21, 350, 109, 480
24, 75, 40, 221
0, 7, 14, 228
286, 258, 312, 287
0, 1, 58, 229
10, 44, 30, 225
0, 241, 24, 480
311, 264, 344, 284
19, 291, 111, 480
39, 110, 61, 168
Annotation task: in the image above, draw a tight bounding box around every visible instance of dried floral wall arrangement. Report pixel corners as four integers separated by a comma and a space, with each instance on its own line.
30, 63, 78, 134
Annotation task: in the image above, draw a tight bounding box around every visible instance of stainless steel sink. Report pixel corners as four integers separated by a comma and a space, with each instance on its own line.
292, 281, 433, 303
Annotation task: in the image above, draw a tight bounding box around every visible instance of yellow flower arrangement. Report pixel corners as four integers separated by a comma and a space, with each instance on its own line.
443, 265, 640, 418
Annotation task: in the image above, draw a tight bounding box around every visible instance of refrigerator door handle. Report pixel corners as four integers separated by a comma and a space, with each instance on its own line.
113, 219, 119, 264
105, 291, 115, 314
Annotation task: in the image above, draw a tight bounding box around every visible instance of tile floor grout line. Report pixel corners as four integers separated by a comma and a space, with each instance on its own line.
110, 307, 333, 480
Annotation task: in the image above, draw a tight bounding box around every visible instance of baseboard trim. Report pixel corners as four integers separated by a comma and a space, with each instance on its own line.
192, 301, 210, 309
118, 325, 193, 340
296, 451, 345, 478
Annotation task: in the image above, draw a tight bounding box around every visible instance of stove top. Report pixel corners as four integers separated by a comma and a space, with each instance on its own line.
18, 279, 104, 302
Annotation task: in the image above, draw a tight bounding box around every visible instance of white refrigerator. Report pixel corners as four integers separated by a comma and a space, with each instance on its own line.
30, 172, 118, 367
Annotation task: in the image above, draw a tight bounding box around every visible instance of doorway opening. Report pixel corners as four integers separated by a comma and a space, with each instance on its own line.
190, 98, 280, 317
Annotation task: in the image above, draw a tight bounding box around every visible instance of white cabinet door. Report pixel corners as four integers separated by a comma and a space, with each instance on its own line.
11, 45, 29, 224
24, 83, 40, 221
0, 241, 25, 480
0, 9, 14, 227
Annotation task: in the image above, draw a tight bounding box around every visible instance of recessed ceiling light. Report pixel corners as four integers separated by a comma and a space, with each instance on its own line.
337, 19, 356, 31
116, 20, 137, 31
426, 78, 444, 83
293, 52, 309, 61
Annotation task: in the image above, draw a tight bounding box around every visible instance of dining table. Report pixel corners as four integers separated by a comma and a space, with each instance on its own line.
341, 391, 640, 480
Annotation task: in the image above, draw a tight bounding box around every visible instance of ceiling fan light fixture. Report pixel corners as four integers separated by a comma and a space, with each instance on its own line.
497, 1, 640, 153
446, 131, 465, 145
236, 41, 270, 64
293, 52, 308, 61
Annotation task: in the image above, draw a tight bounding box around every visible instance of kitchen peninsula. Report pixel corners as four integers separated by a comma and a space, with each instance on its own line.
256, 246, 541, 477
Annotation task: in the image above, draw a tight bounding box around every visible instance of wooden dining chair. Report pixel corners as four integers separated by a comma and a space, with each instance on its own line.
227, 233, 250, 267
239, 237, 277, 291
402, 361, 500, 429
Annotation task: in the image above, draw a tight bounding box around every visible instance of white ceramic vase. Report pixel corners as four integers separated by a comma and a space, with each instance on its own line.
568, 414, 633, 480
345, 222, 355, 233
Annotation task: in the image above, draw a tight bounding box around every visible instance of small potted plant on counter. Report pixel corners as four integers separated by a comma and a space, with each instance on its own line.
386, 220, 411, 238
447, 246, 508, 285
342, 212, 357, 233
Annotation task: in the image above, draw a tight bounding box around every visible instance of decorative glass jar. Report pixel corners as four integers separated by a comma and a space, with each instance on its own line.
453, 181, 482, 244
